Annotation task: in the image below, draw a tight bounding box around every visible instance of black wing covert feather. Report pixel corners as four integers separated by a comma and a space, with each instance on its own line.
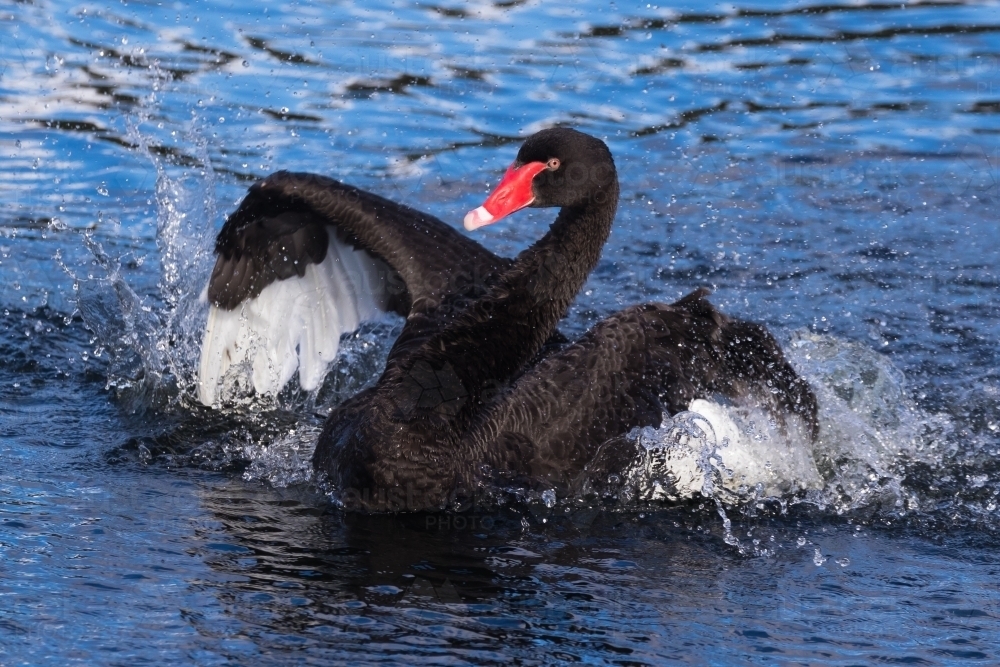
207, 171, 510, 314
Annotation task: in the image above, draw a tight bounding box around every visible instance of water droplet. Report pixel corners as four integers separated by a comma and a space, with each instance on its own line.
797, 537, 806, 547
97, 185, 109, 196
542, 489, 556, 508
813, 548, 827, 566
836, 557, 850, 568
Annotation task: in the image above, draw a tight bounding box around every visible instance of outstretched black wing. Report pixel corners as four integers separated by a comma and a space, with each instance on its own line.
208, 171, 509, 312
198, 171, 509, 405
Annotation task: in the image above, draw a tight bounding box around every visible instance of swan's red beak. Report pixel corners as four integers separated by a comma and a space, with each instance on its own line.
464, 161, 548, 231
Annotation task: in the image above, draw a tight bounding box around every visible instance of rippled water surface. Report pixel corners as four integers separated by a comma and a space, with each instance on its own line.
4, 0, 1000, 664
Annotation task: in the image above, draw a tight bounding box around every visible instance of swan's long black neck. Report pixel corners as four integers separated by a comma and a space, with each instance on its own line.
387, 179, 620, 421
508, 184, 619, 323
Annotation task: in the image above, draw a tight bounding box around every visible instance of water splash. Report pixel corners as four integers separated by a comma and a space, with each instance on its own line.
561, 327, 998, 548
70, 165, 215, 410
241, 424, 321, 488
786, 330, 952, 518
146, 131, 219, 403
70, 234, 174, 412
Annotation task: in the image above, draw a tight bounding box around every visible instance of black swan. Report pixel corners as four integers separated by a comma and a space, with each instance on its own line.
199, 127, 817, 511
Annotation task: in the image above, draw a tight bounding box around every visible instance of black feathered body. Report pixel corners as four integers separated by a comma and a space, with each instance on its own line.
203, 128, 818, 512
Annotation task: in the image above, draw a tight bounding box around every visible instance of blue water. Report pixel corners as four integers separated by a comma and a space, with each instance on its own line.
3, 0, 1000, 663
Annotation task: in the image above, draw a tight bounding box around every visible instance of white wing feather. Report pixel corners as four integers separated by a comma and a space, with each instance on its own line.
197, 237, 388, 406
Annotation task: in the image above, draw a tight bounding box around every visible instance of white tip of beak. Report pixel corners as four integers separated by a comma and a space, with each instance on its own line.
463, 206, 494, 231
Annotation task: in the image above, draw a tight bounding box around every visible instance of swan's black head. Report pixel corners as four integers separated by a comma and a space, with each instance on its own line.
464, 127, 618, 230
517, 127, 617, 208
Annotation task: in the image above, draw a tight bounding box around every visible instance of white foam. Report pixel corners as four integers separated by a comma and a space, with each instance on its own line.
623, 331, 950, 512
629, 399, 821, 502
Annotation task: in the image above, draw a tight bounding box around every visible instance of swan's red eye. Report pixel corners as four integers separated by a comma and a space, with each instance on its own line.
547, 158, 561, 170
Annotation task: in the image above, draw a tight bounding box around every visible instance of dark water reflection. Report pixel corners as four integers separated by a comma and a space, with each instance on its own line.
3, 0, 1000, 663
179, 482, 1000, 664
